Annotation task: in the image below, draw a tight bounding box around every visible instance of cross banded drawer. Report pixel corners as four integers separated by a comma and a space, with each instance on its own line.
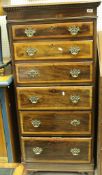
21, 137, 92, 163
14, 40, 93, 61
15, 62, 93, 84
12, 21, 93, 40
17, 86, 93, 110
20, 111, 92, 136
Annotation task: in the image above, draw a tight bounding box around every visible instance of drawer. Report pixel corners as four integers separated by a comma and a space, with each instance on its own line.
12, 21, 93, 40
15, 62, 93, 84
21, 137, 92, 163
17, 86, 93, 110
20, 111, 92, 136
14, 40, 93, 61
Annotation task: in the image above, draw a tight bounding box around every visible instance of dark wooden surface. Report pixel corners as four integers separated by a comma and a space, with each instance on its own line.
21, 137, 92, 163
14, 40, 93, 61
15, 62, 93, 84
97, 32, 102, 175
3, 1, 100, 174
20, 111, 92, 136
12, 21, 93, 40
17, 86, 93, 110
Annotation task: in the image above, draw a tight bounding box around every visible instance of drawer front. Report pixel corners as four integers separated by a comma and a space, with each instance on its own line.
20, 111, 92, 136
12, 21, 93, 40
21, 137, 92, 163
17, 86, 93, 110
14, 40, 93, 61
15, 62, 93, 84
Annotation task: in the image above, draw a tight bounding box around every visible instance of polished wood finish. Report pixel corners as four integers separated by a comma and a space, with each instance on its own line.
20, 111, 92, 136
14, 40, 93, 61
17, 86, 93, 110
24, 162, 94, 172
21, 137, 92, 163
15, 62, 93, 84
12, 21, 93, 40
3, 0, 100, 174
0, 104, 8, 162
97, 32, 102, 175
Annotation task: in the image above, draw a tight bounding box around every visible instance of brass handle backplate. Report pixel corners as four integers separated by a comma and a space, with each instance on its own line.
70, 120, 80, 126
70, 69, 81, 78
33, 147, 43, 155
27, 69, 40, 78
26, 48, 37, 57
29, 96, 39, 104
68, 26, 80, 36
31, 120, 41, 128
70, 148, 80, 156
24, 28, 36, 37
70, 95, 80, 104
69, 46, 80, 56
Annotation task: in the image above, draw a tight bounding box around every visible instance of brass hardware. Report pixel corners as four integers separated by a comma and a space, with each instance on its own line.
29, 96, 39, 104
24, 28, 36, 37
70, 95, 80, 104
31, 120, 41, 128
27, 69, 40, 78
68, 26, 80, 36
26, 48, 37, 57
70, 69, 81, 78
70, 148, 80, 156
70, 120, 80, 126
69, 46, 80, 55
49, 26, 55, 30
33, 147, 43, 155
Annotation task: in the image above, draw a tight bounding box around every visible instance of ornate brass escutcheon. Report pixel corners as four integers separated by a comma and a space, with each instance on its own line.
69, 46, 80, 55
70, 95, 80, 104
70, 148, 80, 156
68, 26, 80, 36
70, 69, 81, 78
24, 28, 36, 37
33, 147, 43, 155
31, 120, 41, 128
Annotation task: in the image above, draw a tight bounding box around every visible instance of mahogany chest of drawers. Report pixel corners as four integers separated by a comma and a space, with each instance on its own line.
3, 0, 101, 174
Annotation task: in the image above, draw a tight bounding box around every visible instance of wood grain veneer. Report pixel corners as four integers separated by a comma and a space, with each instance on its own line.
21, 137, 92, 163
15, 62, 93, 84
20, 111, 92, 136
12, 21, 93, 40
17, 86, 93, 110
3, 1, 100, 174
14, 40, 93, 61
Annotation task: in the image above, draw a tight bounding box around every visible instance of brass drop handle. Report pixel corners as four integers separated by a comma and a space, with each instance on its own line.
70, 69, 81, 78
31, 120, 41, 128
33, 147, 43, 155
27, 69, 40, 78
70, 95, 80, 104
26, 48, 37, 57
68, 26, 80, 36
70, 148, 80, 156
29, 96, 39, 104
70, 120, 80, 126
24, 28, 36, 37
69, 46, 80, 56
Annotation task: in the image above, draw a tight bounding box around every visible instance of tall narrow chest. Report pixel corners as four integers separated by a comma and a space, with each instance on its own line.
3, 0, 101, 174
